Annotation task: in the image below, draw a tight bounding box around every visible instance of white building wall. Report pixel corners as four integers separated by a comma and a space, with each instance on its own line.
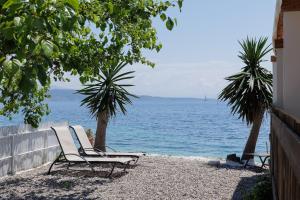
273, 61, 278, 104
282, 12, 300, 118
273, 49, 284, 108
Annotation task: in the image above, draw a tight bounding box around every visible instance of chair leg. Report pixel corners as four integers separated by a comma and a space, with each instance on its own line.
261, 157, 269, 169
123, 161, 130, 172
47, 152, 64, 175
134, 157, 139, 165
67, 162, 71, 169
89, 164, 95, 173
47, 159, 58, 175
244, 159, 250, 168
106, 163, 116, 178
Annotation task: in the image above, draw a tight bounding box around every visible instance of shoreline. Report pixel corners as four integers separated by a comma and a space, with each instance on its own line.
147, 153, 225, 162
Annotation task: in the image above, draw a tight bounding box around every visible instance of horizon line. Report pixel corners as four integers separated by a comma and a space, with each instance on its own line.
50, 88, 219, 100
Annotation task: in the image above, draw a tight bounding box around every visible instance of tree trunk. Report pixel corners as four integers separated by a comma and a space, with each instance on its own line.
241, 110, 265, 161
94, 111, 109, 152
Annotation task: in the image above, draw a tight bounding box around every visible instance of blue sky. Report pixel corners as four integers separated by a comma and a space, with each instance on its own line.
53, 0, 277, 98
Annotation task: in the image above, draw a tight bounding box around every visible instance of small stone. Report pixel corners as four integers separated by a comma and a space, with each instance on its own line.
207, 160, 221, 167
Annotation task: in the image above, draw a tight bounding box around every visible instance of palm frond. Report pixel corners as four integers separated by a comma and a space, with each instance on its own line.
219, 37, 273, 125
77, 61, 137, 119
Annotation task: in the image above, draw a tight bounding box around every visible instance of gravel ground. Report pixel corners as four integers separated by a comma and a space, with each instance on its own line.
0, 156, 263, 200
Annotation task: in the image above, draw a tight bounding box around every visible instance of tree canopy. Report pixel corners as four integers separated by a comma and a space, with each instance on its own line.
218, 37, 273, 124
0, 0, 182, 126
77, 61, 137, 119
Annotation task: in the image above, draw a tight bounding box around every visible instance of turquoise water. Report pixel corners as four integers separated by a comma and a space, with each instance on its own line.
0, 89, 270, 159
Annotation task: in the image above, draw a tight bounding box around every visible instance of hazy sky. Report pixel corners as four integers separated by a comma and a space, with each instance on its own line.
53, 0, 277, 98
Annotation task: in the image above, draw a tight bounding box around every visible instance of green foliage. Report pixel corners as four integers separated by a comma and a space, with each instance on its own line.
86, 128, 94, 139
58, 180, 74, 190
218, 37, 273, 125
77, 61, 137, 118
244, 175, 273, 200
0, 0, 183, 127
166, 17, 175, 30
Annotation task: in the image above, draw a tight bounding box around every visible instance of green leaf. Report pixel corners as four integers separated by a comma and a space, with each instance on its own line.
12, 58, 23, 68
32, 44, 42, 56
166, 17, 174, 31
108, 2, 114, 14
13, 16, 21, 26
155, 43, 162, 52
0, 71, 3, 82
2, 0, 21, 9
37, 66, 48, 86
0, 56, 5, 64
160, 13, 166, 21
19, 75, 35, 93
100, 23, 106, 31
41, 40, 54, 57
66, 0, 79, 11
79, 76, 87, 83
178, 0, 183, 11
2, 59, 12, 68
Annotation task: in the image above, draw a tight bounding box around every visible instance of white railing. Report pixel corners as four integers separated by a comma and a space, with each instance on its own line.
0, 121, 66, 177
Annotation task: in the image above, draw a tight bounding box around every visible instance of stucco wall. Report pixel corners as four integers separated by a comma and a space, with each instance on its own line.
0, 122, 66, 177
273, 49, 284, 108
282, 11, 300, 118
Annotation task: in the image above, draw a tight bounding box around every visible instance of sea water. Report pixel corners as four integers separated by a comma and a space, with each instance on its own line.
0, 89, 270, 159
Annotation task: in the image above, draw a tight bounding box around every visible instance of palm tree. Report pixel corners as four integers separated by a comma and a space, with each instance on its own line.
77, 61, 137, 151
219, 37, 272, 161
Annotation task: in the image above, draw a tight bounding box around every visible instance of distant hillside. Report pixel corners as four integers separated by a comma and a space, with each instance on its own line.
48, 89, 214, 102
49, 89, 83, 101
139, 95, 212, 101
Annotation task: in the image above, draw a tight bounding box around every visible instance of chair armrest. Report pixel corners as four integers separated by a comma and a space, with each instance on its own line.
83, 148, 105, 157
64, 153, 90, 164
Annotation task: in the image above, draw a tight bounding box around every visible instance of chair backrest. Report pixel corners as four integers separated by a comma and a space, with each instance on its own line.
51, 126, 79, 156
70, 125, 93, 149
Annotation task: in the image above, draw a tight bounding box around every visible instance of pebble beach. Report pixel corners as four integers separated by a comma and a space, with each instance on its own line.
0, 156, 263, 200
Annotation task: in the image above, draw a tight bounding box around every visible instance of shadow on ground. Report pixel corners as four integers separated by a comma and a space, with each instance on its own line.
205, 163, 269, 200
205, 162, 269, 173
231, 174, 265, 200
0, 163, 132, 200
48, 162, 135, 178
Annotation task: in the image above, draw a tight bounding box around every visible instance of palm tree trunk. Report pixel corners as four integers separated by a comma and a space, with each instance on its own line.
241, 110, 265, 161
94, 111, 109, 152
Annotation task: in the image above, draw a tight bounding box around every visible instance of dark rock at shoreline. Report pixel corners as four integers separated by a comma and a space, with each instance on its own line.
226, 154, 241, 163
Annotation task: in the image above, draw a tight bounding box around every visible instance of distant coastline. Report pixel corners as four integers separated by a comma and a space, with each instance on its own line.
49, 88, 216, 101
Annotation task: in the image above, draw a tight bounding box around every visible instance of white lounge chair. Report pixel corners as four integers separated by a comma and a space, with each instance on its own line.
48, 126, 134, 177
70, 125, 145, 164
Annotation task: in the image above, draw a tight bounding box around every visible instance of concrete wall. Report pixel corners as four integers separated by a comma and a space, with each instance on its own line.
273, 61, 278, 104
0, 121, 66, 177
273, 49, 284, 108
282, 11, 300, 118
